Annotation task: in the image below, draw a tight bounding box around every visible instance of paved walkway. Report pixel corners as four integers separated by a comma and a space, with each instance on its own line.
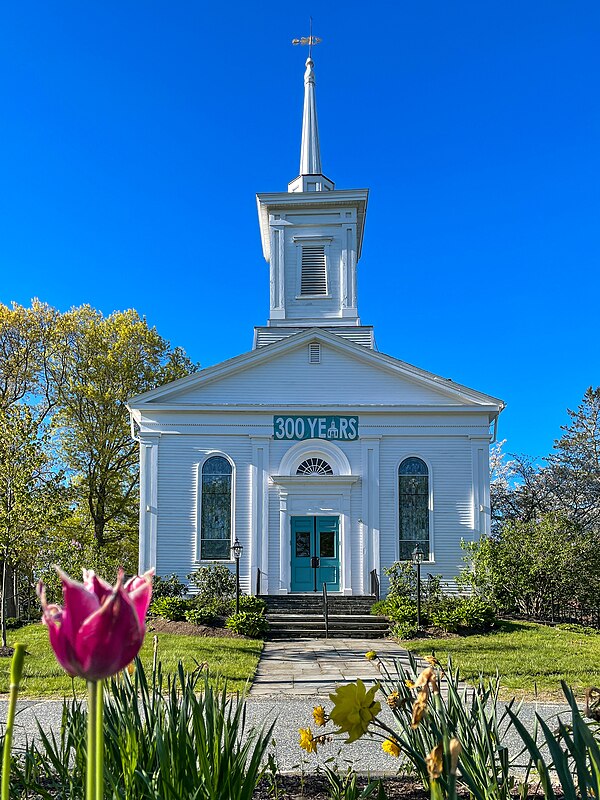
250, 637, 413, 697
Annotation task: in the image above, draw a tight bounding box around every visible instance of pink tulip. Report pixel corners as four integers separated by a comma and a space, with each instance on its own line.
38, 568, 154, 681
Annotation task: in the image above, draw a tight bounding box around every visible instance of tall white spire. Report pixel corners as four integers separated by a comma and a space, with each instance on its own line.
299, 57, 322, 175
288, 56, 334, 193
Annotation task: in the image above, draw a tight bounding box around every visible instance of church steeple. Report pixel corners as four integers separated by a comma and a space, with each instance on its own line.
288, 57, 334, 193
254, 46, 371, 348
299, 57, 322, 176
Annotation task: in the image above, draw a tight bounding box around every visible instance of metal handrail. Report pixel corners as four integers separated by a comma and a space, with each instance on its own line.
322, 582, 329, 639
369, 569, 380, 601
256, 568, 261, 596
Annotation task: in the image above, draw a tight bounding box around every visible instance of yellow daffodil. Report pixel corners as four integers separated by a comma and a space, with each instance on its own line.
425, 655, 440, 667
405, 679, 415, 689
329, 679, 382, 743
449, 738, 462, 775
410, 687, 428, 728
426, 742, 444, 781
386, 690, 401, 709
298, 727, 318, 754
382, 738, 401, 758
365, 650, 377, 661
312, 705, 327, 727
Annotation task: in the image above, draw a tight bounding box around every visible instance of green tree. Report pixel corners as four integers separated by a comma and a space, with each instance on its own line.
489, 441, 557, 533
549, 386, 600, 529
462, 514, 600, 618
0, 300, 69, 418
53, 307, 197, 548
0, 405, 65, 645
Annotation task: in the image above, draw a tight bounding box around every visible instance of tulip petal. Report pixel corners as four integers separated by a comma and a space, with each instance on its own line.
124, 570, 154, 627
45, 612, 83, 678
37, 583, 85, 679
57, 569, 100, 644
75, 586, 144, 681
83, 569, 114, 604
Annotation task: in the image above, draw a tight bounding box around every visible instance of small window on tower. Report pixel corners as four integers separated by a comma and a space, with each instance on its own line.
301, 246, 327, 295
308, 343, 321, 364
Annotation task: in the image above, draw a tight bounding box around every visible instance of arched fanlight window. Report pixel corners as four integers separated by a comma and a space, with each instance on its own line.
398, 457, 429, 560
200, 456, 232, 560
296, 458, 334, 476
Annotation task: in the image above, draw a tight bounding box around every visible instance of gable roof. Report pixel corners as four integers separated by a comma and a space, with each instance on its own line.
127, 328, 505, 413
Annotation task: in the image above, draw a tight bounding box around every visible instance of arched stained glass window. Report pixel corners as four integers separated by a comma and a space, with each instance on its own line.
200, 456, 232, 560
399, 457, 429, 561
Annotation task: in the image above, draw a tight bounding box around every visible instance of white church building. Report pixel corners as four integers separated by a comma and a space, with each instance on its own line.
128, 56, 504, 597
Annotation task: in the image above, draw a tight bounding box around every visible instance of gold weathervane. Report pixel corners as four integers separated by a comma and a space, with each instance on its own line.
292, 18, 322, 59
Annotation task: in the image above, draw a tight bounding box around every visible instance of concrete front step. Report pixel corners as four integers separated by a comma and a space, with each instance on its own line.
267, 628, 387, 639
261, 595, 377, 607
263, 602, 378, 614
262, 595, 388, 639
266, 616, 387, 626
266, 614, 389, 639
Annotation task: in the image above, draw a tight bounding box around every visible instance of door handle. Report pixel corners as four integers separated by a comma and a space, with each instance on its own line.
311, 556, 320, 568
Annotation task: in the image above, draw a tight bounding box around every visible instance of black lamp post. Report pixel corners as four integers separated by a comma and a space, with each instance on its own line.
231, 538, 243, 614
412, 544, 425, 629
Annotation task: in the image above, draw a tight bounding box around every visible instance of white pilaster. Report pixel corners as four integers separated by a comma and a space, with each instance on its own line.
470, 436, 491, 538
278, 489, 290, 594
361, 437, 381, 594
251, 436, 270, 595
138, 432, 160, 573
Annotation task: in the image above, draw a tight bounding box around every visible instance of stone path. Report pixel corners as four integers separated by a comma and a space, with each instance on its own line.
250, 637, 414, 697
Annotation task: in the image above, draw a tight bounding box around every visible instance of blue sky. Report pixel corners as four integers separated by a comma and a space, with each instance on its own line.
1, 1, 598, 460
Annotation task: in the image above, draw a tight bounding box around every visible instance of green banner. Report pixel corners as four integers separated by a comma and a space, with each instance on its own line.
273, 415, 359, 441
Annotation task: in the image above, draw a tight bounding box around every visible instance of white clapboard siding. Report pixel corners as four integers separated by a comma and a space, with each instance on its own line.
156, 434, 253, 592
378, 436, 474, 594
175, 343, 468, 406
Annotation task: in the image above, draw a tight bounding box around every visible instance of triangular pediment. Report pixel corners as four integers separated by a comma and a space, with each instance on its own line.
127, 329, 504, 411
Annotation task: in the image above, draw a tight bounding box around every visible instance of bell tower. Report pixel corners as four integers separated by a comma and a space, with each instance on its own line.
254, 53, 372, 349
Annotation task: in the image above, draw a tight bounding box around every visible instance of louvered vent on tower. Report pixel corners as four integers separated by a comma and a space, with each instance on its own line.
300, 246, 327, 295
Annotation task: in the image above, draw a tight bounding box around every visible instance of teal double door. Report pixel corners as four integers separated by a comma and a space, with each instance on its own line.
291, 516, 340, 592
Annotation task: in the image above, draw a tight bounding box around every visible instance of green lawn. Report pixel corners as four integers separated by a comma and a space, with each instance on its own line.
1, 623, 263, 698
402, 620, 600, 701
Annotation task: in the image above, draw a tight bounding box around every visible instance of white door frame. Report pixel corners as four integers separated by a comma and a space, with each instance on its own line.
271, 476, 359, 594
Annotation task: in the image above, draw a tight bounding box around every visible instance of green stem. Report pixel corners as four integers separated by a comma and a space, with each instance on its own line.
86, 680, 98, 800
1, 644, 25, 800
96, 679, 104, 800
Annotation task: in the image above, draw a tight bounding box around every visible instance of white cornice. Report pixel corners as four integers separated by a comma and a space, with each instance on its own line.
256, 189, 369, 262
133, 404, 500, 414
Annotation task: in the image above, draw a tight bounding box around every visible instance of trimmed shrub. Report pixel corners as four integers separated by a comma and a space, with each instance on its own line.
427, 596, 497, 633
184, 598, 228, 626
390, 620, 419, 639
382, 595, 418, 626
428, 597, 463, 632
237, 595, 266, 614
188, 563, 237, 605
458, 596, 497, 629
226, 612, 269, 638
370, 600, 388, 616
152, 573, 187, 598
148, 596, 191, 621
